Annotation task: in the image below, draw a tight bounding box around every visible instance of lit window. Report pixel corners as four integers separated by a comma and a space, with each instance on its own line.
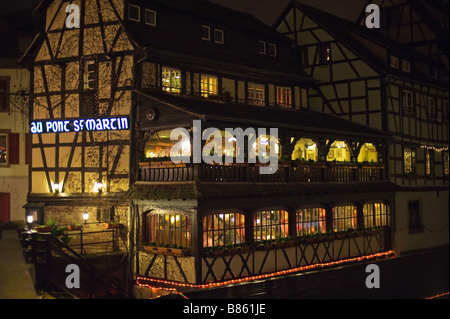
200, 75, 218, 97
128, 4, 140, 22
425, 149, 434, 176
203, 213, 245, 248
144, 9, 156, 26
144, 129, 191, 159
248, 83, 265, 105
404, 147, 416, 174
254, 210, 289, 242
161, 67, 181, 93
276, 86, 291, 108
332, 205, 357, 232
390, 55, 399, 69
327, 140, 351, 162
318, 44, 331, 64
296, 208, 326, 236
444, 151, 449, 176
0, 76, 9, 113
363, 202, 390, 228
258, 41, 266, 54
201, 25, 210, 41
292, 138, 318, 161
214, 29, 224, 44
146, 213, 191, 248
357, 143, 378, 163
268, 43, 277, 57
402, 90, 414, 115
83, 60, 96, 90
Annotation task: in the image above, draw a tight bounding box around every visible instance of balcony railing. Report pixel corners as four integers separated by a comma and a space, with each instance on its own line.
138, 161, 385, 183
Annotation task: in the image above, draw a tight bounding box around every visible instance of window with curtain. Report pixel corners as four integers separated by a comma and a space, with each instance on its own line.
404, 147, 416, 174
200, 75, 218, 97
146, 213, 191, 248
296, 208, 326, 236
332, 205, 357, 232
363, 202, 390, 228
254, 210, 289, 242
203, 213, 245, 248
162, 67, 181, 93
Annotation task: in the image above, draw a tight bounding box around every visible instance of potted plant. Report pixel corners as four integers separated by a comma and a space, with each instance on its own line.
106, 222, 120, 229
67, 223, 83, 231
171, 244, 190, 257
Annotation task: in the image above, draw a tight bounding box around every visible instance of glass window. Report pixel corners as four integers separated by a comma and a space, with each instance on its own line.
404, 147, 416, 174
201, 25, 210, 41
248, 83, 265, 105
425, 150, 434, 176
83, 60, 96, 90
358, 143, 378, 163
0, 77, 9, 113
292, 138, 318, 161
145, 9, 156, 26
200, 75, 218, 97
327, 140, 351, 162
402, 60, 410, 72
214, 29, 224, 44
276, 87, 291, 108
162, 67, 181, 93
254, 210, 289, 242
296, 208, 326, 236
268, 43, 277, 57
444, 151, 449, 176
144, 129, 191, 159
402, 90, 414, 114
332, 205, 357, 232
441, 100, 449, 122
427, 97, 436, 120
258, 41, 266, 54
203, 213, 245, 248
318, 43, 331, 63
408, 200, 422, 233
146, 213, 191, 247
128, 4, 140, 22
363, 202, 390, 228
390, 55, 399, 69
0, 134, 7, 165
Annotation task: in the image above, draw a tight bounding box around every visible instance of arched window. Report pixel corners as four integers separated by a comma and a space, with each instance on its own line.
203, 213, 245, 248
144, 129, 191, 159
358, 143, 378, 163
292, 138, 318, 161
254, 210, 289, 241
363, 202, 390, 228
296, 207, 326, 236
327, 140, 351, 162
146, 213, 191, 248
332, 205, 357, 232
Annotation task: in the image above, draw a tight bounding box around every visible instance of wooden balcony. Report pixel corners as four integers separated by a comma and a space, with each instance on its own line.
138, 161, 385, 183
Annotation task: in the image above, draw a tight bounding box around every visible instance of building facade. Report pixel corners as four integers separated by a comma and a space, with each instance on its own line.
274, 0, 449, 253
23, 0, 446, 296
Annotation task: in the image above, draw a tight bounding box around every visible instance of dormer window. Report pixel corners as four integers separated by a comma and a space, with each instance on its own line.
390, 55, 399, 69
145, 9, 156, 26
268, 43, 277, 57
258, 41, 266, 55
201, 25, 210, 41
128, 4, 140, 22
402, 60, 410, 72
214, 29, 224, 44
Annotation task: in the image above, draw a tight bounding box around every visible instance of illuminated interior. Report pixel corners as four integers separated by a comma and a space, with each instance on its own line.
327, 140, 351, 162
292, 138, 318, 161
202, 213, 245, 248
145, 129, 191, 158
358, 143, 378, 163
296, 207, 326, 236
332, 205, 357, 232
363, 202, 390, 227
146, 213, 191, 248
254, 210, 289, 241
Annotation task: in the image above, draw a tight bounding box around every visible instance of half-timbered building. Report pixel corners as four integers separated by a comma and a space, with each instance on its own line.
274, 1, 449, 253
22, 0, 398, 296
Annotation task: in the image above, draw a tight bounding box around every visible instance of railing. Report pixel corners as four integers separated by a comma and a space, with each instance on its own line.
138, 162, 385, 183
24, 232, 132, 299
67, 229, 118, 255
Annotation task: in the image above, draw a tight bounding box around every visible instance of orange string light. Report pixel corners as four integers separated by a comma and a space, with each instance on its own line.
136, 250, 397, 291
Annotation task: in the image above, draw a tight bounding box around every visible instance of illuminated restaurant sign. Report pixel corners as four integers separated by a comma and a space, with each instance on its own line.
30, 117, 130, 134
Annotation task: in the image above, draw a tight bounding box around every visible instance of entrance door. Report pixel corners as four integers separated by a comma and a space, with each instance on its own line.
0, 193, 10, 223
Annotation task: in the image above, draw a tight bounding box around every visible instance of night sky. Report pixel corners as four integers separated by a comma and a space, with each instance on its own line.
0, 0, 367, 25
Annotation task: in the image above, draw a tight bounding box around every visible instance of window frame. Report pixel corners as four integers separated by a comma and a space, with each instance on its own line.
390, 55, 400, 69
276, 86, 292, 108
0, 131, 9, 167
425, 149, 434, 177
408, 200, 423, 233
200, 74, 218, 98
268, 43, 277, 57
403, 147, 416, 175
128, 4, 141, 22
253, 210, 289, 242
318, 43, 331, 64
161, 66, 182, 93
0, 76, 10, 113
144, 8, 157, 26
363, 202, 390, 228
83, 60, 97, 91
402, 89, 414, 115
248, 82, 265, 106
214, 28, 224, 44
332, 205, 358, 232
426, 96, 437, 121
296, 207, 326, 236
202, 212, 245, 248
258, 41, 266, 55
146, 213, 191, 248
401, 59, 411, 72
201, 25, 211, 41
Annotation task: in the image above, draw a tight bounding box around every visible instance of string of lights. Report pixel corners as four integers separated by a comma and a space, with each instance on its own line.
420, 145, 449, 152
136, 250, 397, 291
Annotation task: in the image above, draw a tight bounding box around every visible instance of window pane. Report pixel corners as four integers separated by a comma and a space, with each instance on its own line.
332, 205, 357, 232
145, 9, 156, 26
296, 208, 326, 236
147, 213, 191, 248
203, 213, 245, 247
162, 67, 181, 93
254, 210, 289, 242
0, 134, 7, 164
128, 4, 140, 21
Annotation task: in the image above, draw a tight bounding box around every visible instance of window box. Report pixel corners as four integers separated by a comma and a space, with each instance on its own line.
35, 226, 52, 233
105, 222, 120, 230
67, 224, 83, 231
